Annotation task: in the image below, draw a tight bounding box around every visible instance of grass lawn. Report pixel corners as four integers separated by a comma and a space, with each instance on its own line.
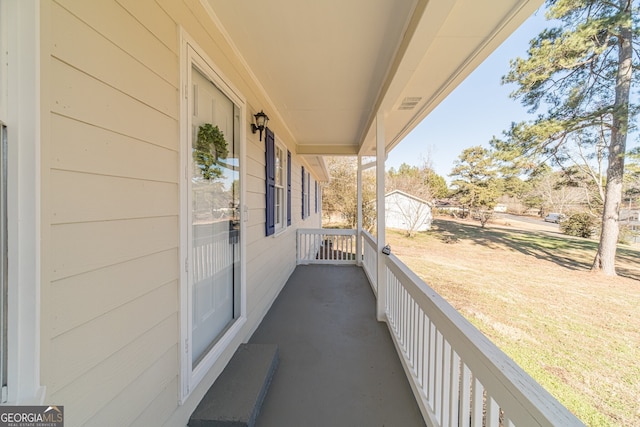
386, 217, 640, 427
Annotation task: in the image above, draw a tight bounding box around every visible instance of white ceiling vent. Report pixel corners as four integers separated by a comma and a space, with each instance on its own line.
398, 97, 422, 110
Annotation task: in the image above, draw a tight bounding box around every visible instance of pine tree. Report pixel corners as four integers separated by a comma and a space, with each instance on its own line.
449, 146, 500, 227
502, 0, 638, 275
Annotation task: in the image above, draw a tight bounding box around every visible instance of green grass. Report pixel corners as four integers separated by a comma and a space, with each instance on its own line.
387, 217, 640, 426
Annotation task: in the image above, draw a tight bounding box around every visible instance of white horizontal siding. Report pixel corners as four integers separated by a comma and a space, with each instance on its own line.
51, 170, 178, 224
51, 2, 179, 119
49, 281, 177, 391
51, 249, 178, 336
51, 115, 178, 182
46, 3, 181, 426
44, 1, 325, 426
131, 376, 180, 427
85, 346, 178, 427
49, 315, 178, 425
50, 57, 178, 149
51, 217, 178, 281
55, 0, 179, 84
114, 0, 179, 55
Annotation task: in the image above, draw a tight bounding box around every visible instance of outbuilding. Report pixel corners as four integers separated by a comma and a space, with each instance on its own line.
385, 190, 433, 234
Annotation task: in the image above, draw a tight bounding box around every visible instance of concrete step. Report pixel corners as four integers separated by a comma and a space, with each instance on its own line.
189, 343, 279, 427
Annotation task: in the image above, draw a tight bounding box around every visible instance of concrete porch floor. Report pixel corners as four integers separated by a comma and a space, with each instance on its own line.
250, 265, 426, 427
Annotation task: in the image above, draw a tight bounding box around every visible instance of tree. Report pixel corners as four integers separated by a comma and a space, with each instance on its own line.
556, 165, 605, 214
449, 146, 500, 227
386, 162, 448, 199
527, 167, 593, 214
561, 212, 597, 237
322, 157, 376, 230
501, 0, 638, 275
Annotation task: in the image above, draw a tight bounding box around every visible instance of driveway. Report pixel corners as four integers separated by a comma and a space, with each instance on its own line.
493, 213, 560, 232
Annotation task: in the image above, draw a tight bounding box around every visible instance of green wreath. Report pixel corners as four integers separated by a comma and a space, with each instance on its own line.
194, 123, 229, 180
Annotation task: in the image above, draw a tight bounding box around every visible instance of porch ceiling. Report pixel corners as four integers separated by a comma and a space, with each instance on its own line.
205, 0, 542, 158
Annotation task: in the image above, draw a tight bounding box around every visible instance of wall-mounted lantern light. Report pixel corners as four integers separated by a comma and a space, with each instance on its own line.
251, 110, 269, 141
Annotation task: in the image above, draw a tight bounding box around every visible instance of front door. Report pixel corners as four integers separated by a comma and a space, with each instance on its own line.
189, 66, 240, 367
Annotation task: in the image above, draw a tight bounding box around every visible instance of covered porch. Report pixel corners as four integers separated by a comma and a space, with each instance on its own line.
251, 264, 425, 427
257, 229, 584, 427
6, 0, 591, 425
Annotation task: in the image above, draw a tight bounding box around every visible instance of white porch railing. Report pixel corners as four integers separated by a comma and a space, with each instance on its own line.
296, 228, 582, 425
361, 230, 377, 295
382, 252, 583, 427
297, 228, 357, 264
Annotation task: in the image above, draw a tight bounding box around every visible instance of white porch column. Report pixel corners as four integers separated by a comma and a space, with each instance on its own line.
356, 156, 363, 266
375, 113, 386, 322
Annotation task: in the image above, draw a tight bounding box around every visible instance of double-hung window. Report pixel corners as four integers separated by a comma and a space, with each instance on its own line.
265, 129, 289, 236
307, 175, 311, 216
274, 145, 286, 232
302, 168, 311, 219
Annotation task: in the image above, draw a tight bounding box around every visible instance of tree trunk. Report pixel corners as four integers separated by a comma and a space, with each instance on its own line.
591, 3, 633, 275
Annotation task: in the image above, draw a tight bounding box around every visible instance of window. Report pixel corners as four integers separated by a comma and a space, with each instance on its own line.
302, 166, 311, 219
301, 166, 306, 219
265, 130, 290, 235
274, 145, 286, 231
301, 168, 313, 220
287, 150, 291, 226
307, 173, 311, 217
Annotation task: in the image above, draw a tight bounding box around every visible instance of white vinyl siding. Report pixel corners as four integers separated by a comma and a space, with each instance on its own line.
47, 2, 179, 425
42, 1, 324, 425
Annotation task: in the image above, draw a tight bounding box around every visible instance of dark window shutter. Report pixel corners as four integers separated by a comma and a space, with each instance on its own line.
287, 150, 291, 226
265, 128, 275, 236
301, 166, 306, 219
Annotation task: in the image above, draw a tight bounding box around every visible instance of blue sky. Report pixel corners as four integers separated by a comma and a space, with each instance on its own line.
387, 7, 550, 180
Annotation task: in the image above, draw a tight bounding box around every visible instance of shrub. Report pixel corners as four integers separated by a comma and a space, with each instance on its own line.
619, 224, 639, 245
560, 213, 596, 238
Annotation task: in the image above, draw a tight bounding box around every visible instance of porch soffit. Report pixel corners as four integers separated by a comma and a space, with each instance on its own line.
204, 0, 543, 159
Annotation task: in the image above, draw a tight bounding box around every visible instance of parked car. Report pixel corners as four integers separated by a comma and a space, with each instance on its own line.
544, 213, 564, 223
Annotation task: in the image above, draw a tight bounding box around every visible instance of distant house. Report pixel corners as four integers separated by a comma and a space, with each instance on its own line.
434, 198, 463, 213
620, 208, 640, 223
620, 208, 640, 243
385, 190, 433, 233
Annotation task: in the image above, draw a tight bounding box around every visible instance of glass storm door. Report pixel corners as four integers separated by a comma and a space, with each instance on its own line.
190, 67, 240, 367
